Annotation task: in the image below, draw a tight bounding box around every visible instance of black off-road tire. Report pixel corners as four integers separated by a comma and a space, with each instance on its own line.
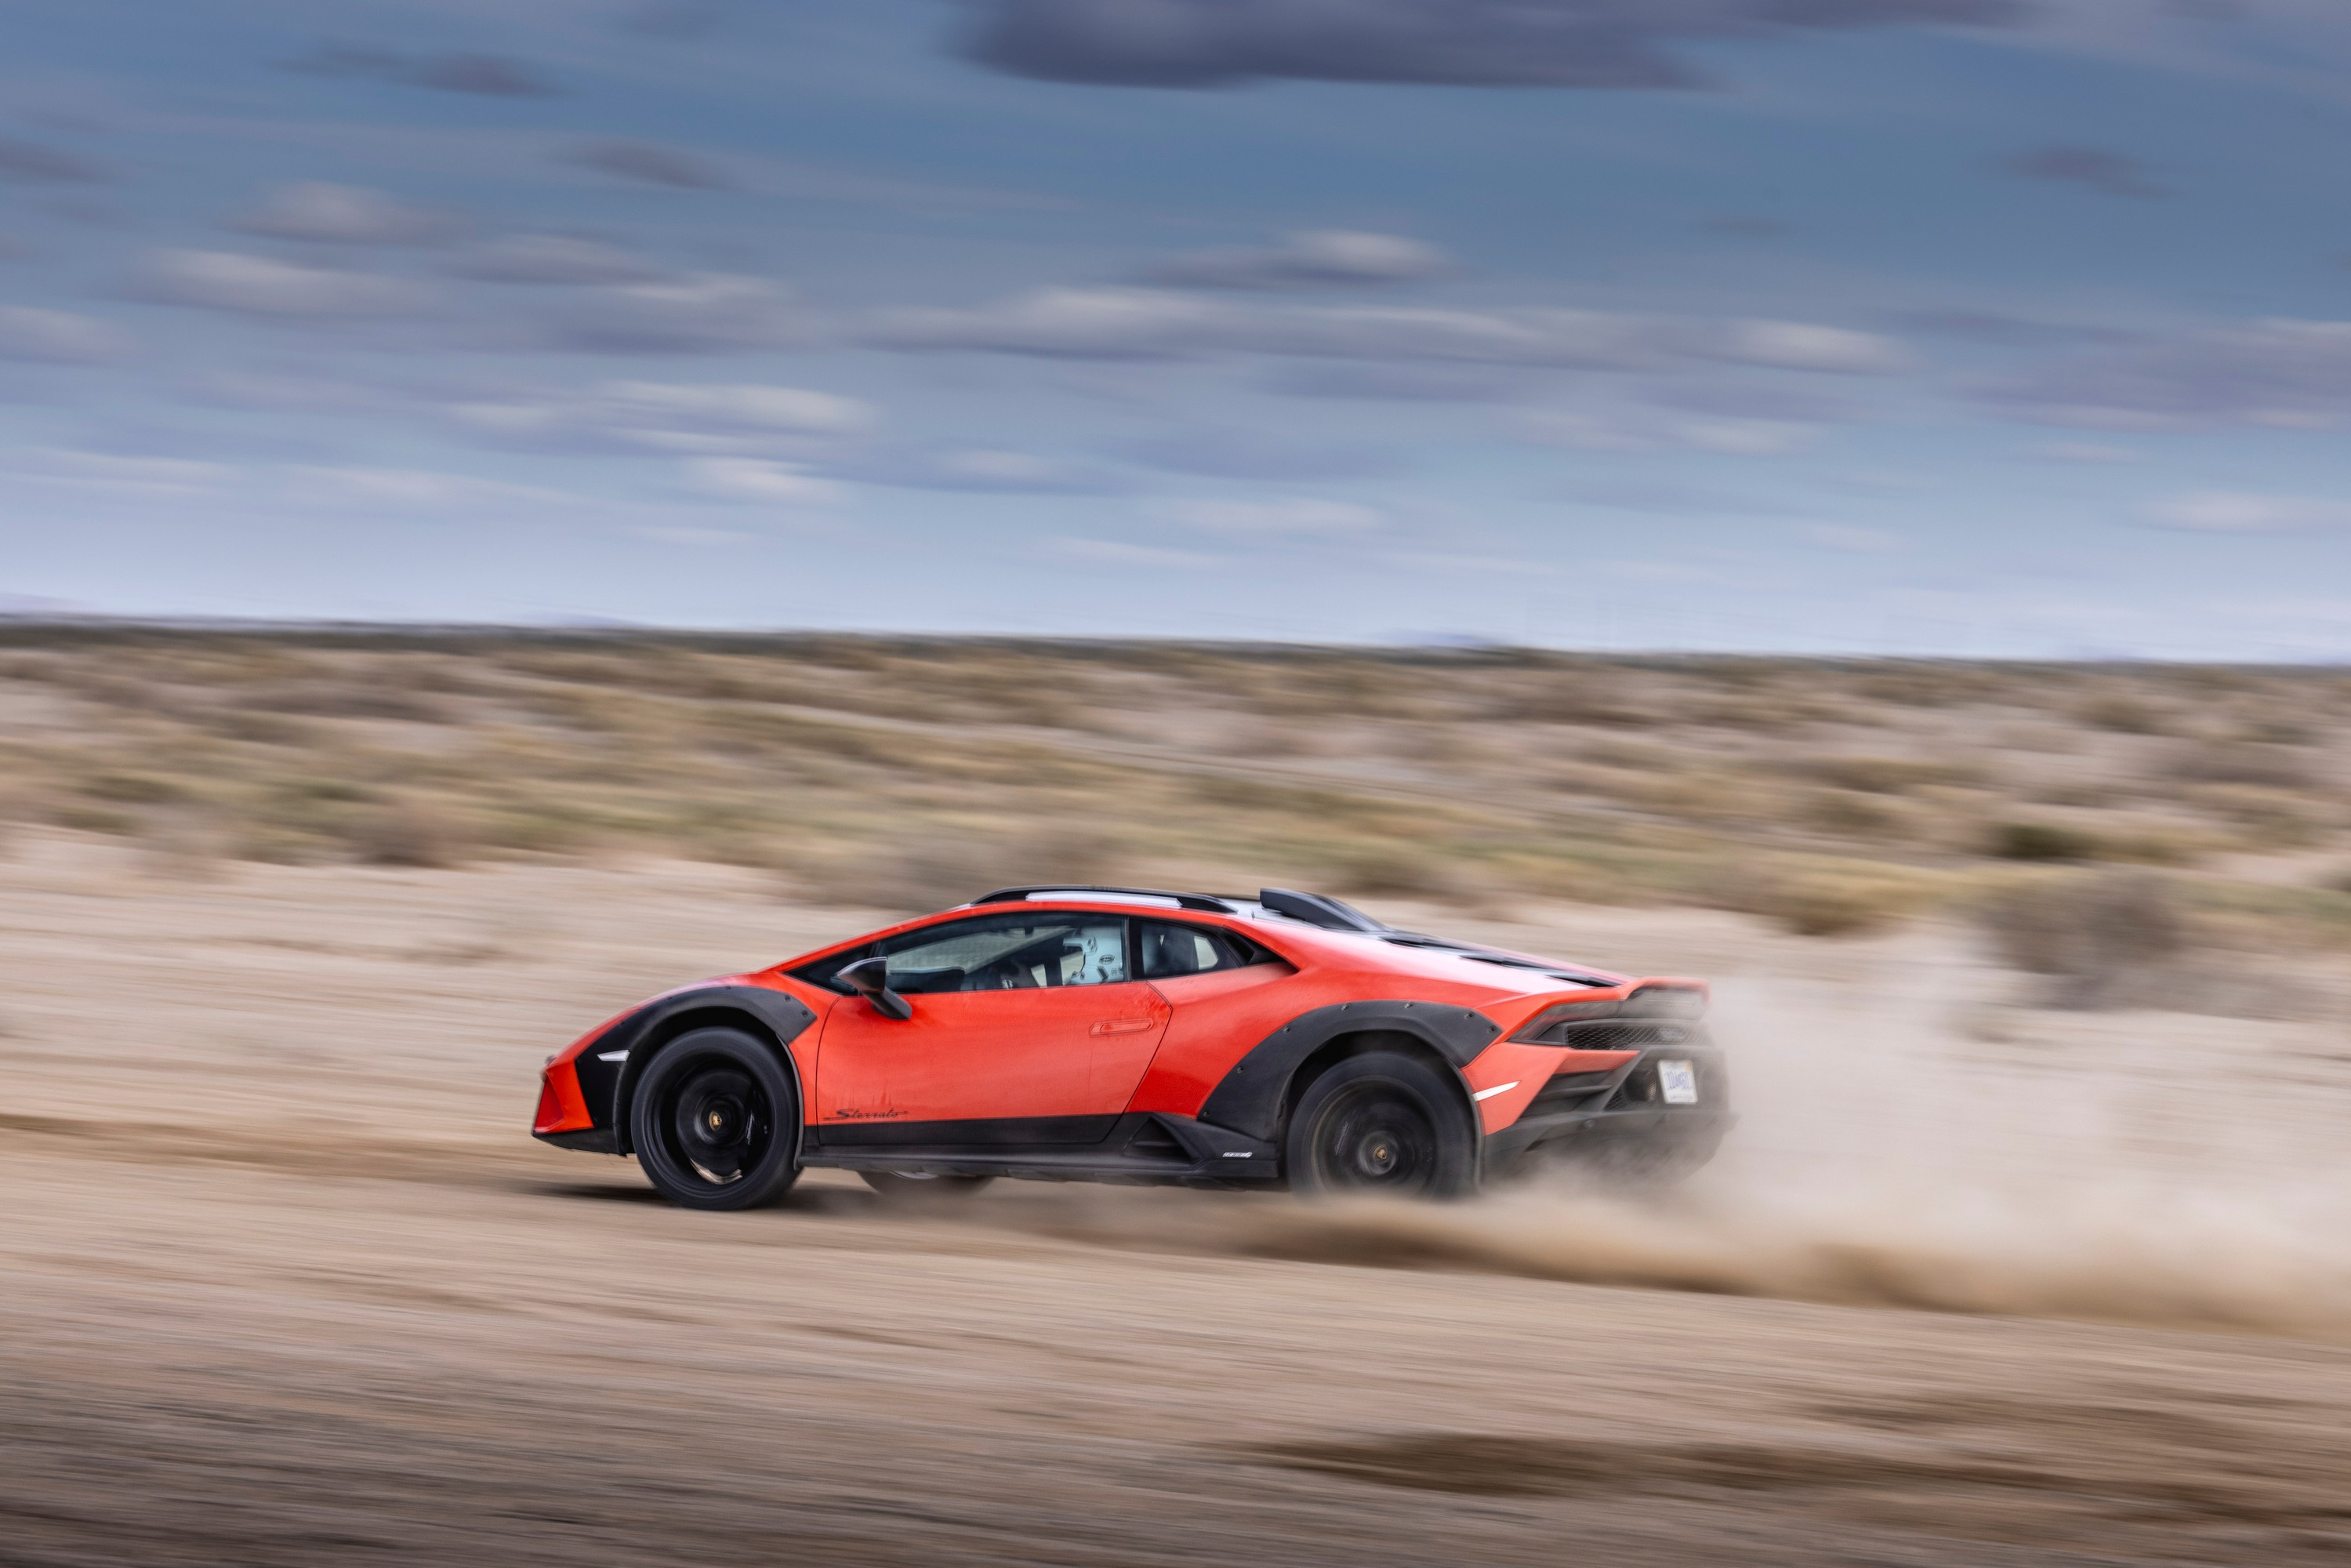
630, 1027, 800, 1210
858, 1171, 996, 1202
1285, 1050, 1478, 1200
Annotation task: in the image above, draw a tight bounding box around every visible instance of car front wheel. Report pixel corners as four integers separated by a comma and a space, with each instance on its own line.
630, 1027, 800, 1210
1286, 1049, 1478, 1200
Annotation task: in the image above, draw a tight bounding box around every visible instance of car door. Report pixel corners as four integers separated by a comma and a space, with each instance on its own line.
814, 910, 1169, 1151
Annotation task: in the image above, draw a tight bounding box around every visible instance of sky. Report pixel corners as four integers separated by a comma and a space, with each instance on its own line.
5, 0, 2351, 655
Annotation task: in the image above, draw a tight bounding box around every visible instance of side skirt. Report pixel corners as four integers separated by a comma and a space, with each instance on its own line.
799, 1112, 1280, 1186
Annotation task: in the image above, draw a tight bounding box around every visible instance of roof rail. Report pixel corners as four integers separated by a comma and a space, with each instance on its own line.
971, 885, 1243, 913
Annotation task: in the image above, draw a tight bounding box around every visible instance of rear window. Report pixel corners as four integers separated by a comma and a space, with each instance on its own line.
1137, 920, 1276, 980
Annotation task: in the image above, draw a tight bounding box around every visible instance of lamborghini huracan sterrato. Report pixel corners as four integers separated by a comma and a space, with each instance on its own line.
532, 886, 1729, 1209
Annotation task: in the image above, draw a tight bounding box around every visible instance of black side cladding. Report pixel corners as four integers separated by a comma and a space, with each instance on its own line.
586, 985, 819, 1156
1195, 1000, 1500, 1142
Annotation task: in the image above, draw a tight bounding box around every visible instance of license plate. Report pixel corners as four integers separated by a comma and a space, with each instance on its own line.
1657, 1059, 1698, 1105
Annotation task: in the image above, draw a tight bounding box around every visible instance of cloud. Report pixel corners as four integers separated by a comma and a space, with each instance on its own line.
191, 369, 396, 413
288, 466, 576, 508
687, 456, 841, 505
1558, 480, 1797, 515
130, 249, 430, 318
0, 137, 108, 183
600, 380, 870, 437
2034, 441, 2139, 463
1801, 523, 1903, 551
1899, 308, 2128, 346
867, 287, 1214, 358
2001, 144, 2166, 198
956, 0, 2027, 89
1645, 377, 1858, 423
2146, 492, 2351, 533
1261, 361, 1534, 401
534, 273, 802, 353
1146, 230, 1450, 289
833, 447, 1127, 492
622, 1, 726, 38
229, 183, 462, 245
1159, 496, 1384, 534
452, 378, 870, 455
0, 307, 135, 364
456, 234, 666, 285
558, 140, 733, 190
11, 451, 587, 510
1050, 536, 1226, 569
1515, 405, 1816, 454
14, 448, 230, 493
867, 286, 1903, 372
1118, 427, 1402, 479
280, 43, 556, 96
1984, 318, 2351, 428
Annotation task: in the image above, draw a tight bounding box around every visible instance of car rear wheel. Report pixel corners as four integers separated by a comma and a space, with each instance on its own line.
1286, 1050, 1477, 1200
858, 1171, 995, 1201
631, 1028, 800, 1210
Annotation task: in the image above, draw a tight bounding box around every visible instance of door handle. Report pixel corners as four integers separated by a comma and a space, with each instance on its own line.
1090, 1018, 1156, 1036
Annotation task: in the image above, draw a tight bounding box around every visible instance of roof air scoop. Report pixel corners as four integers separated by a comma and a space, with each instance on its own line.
1258, 888, 1388, 932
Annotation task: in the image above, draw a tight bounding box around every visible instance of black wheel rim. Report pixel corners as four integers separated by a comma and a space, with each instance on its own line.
1309, 1083, 1436, 1196
661, 1063, 773, 1188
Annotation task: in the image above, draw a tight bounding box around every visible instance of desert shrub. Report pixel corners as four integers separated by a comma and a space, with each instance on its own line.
1768, 874, 1923, 938
2083, 822, 2212, 867
1989, 820, 2094, 862
481, 801, 594, 855
1483, 673, 1648, 728
2192, 786, 2330, 850
76, 771, 186, 806
2166, 742, 2314, 789
2236, 717, 2314, 746
200, 708, 315, 746
839, 826, 1123, 913
1974, 869, 2185, 1009
245, 681, 451, 724
1323, 843, 1478, 902
2076, 695, 2168, 735
51, 804, 136, 835
346, 801, 464, 868
1803, 789, 1910, 840
1804, 755, 1969, 794
1848, 663, 1995, 708
1682, 692, 1832, 730
1703, 858, 1937, 938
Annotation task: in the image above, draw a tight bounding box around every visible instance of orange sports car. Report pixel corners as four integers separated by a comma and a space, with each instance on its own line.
533, 886, 1727, 1208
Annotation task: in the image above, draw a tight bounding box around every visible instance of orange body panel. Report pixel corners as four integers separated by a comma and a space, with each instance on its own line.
813, 980, 1170, 1126
532, 1055, 594, 1134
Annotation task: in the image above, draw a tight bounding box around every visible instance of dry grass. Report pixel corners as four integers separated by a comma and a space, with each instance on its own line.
2, 628, 2347, 960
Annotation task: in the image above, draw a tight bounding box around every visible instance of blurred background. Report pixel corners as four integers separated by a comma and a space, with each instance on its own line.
9, 6, 2351, 1566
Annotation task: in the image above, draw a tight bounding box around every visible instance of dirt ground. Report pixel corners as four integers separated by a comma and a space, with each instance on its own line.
6, 831, 2351, 1566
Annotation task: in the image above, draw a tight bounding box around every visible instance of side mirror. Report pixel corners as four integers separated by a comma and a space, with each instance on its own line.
838, 956, 912, 1021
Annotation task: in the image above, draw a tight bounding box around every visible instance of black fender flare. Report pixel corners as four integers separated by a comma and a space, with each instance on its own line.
1195, 1000, 1499, 1145
588, 985, 818, 1160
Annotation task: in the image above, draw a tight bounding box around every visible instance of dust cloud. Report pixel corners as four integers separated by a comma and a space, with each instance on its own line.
1207, 942, 2351, 1338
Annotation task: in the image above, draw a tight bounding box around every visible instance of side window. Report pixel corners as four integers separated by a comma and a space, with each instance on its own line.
871, 913, 1130, 993
1137, 920, 1268, 980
